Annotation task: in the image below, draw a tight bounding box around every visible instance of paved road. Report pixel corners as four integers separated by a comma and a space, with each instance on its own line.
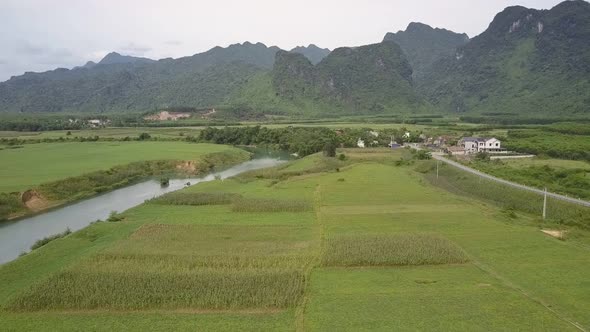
432, 154, 590, 208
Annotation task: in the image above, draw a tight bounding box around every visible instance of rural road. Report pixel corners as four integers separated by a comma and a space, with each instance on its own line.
432, 154, 590, 208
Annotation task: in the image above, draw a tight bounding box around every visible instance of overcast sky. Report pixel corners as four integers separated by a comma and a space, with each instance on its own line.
0, 0, 567, 82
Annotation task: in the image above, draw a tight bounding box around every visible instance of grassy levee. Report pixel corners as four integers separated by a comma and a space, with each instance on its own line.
2, 150, 590, 330
0, 142, 250, 220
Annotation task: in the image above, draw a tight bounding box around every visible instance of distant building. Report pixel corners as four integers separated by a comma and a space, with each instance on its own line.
458, 137, 505, 154
88, 119, 105, 128
357, 138, 366, 148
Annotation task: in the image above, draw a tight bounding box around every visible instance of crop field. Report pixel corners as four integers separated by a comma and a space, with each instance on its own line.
1, 150, 590, 330
0, 141, 246, 193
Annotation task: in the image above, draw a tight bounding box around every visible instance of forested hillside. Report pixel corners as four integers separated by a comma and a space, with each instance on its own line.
418, 0, 590, 115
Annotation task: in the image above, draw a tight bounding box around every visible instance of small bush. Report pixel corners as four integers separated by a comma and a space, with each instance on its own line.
232, 198, 312, 213
160, 177, 170, 187
321, 234, 469, 267
338, 153, 346, 161
30, 228, 72, 250
475, 152, 491, 162
323, 142, 337, 157
413, 150, 432, 160
107, 211, 122, 222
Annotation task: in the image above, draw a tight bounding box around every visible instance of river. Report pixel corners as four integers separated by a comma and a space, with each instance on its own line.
0, 157, 286, 265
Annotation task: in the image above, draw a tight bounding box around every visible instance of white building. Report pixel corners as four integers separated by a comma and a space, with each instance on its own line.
357, 138, 365, 148
459, 137, 504, 154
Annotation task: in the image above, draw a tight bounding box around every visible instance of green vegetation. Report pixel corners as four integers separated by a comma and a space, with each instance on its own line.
2, 149, 590, 330
0, 142, 250, 220
0, 142, 247, 193
505, 129, 590, 161
321, 234, 469, 267
464, 157, 590, 200
30, 229, 72, 251
420, 1, 590, 115
383, 22, 469, 80
423, 160, 590, 229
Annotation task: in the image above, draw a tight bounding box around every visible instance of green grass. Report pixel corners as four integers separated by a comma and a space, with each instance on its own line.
306, 266, 574, 331
0, 141, 247, 193
2, 150, 590, 330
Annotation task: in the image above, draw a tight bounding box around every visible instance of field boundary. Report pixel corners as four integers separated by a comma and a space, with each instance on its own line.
433, 154, 590, 208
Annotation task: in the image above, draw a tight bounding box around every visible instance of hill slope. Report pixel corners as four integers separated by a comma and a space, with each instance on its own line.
269, 41, 427, 114
383, 22, 469, 80
419, 0, 590, 115
290, 44, 331, 65
0, 42, 279, 113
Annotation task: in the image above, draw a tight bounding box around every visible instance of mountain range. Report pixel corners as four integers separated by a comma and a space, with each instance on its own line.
0, 0, 589, 117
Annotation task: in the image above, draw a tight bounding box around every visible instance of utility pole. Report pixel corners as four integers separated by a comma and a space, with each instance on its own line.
436, 161, 439, 180
543, 187, 547, 220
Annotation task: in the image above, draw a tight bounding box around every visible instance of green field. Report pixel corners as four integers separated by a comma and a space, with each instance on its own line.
1, 149, 589, 330
0, 142, 245, 193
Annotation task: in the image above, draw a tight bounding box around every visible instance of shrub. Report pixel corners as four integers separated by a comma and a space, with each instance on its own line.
338, 153, 347, 161
475, 152, 491, 161
30, 228, 72, 250
414, 150, 432, 160
107, 211, 122, 222
323, 142, 337, 157
138, 132, 151, 140
160, 177, 170, 187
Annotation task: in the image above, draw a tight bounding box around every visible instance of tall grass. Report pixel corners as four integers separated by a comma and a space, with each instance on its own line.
7, 268, 305, 311
0, 192, 26, 220
321, 234, 469, 267
423, 161, 590, 229
149, 192, 241, 206
232, 198, 312, 213
7, 223, 314, 311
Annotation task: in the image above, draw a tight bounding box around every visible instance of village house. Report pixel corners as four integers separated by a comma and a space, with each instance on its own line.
458, 137, 505, 154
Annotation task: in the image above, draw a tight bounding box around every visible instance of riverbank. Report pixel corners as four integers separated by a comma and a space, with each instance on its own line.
0, 158, 286, 264
0, 143, 251, 221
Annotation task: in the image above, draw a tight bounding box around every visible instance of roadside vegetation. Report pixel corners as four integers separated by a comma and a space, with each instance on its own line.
461, 157, 590, 200
421, 160, 590, 229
